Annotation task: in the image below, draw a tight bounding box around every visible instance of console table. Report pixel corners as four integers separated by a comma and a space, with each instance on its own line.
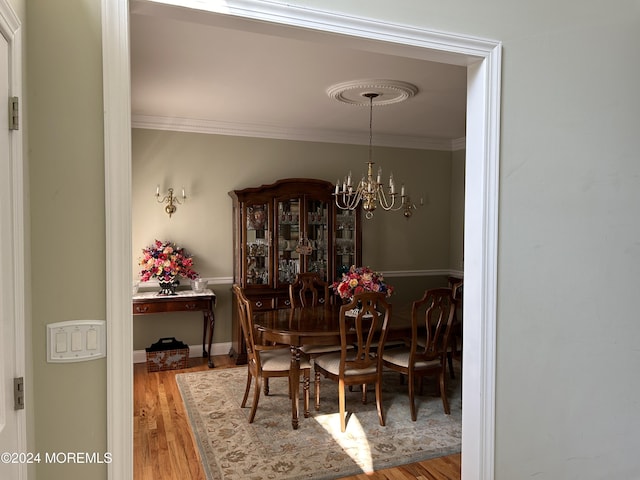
132, 289, 217, 368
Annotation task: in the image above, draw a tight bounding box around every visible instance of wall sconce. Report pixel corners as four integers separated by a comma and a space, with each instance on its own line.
403, 196, 424, 219
156, 185, 185, 218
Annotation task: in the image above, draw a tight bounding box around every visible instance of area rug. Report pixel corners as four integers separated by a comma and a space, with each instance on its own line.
176, 364, 461, 480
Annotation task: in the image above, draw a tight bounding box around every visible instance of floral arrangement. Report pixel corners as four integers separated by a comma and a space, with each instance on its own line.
331, 265, 393, 300
139, 240, 198, 282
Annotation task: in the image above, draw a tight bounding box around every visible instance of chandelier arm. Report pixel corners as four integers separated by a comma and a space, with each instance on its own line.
334, 188, 363, 210
342, 192, 360, 210
377, 187, 400, 211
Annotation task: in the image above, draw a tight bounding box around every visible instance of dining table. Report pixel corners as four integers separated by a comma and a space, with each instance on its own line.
252, 303, 412, 429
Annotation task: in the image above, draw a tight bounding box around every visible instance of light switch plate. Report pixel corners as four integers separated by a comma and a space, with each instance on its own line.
47, 320, 106, 363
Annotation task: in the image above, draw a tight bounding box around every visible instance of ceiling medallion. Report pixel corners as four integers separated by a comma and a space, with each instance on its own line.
327, 79, 419, 106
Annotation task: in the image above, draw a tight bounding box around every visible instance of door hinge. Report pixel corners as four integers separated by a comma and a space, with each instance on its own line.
9, 96, 19, 130
14, 377, 24, 410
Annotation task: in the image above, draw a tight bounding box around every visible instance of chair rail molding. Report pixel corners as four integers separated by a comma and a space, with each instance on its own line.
138, 276, 234, 288
106, 2, 500, 479
383, 269, 463, 278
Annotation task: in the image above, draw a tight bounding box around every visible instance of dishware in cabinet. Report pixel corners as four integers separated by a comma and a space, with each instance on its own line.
229, 178, 361, 364
303, 197, 330, 280
335, 208, 361, 278
244, 201, 271, 286
276, 197, 301, 284
275, 195, 330, 286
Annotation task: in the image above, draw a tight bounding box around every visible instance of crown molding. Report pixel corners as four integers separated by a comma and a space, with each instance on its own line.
131, 114, 465, 152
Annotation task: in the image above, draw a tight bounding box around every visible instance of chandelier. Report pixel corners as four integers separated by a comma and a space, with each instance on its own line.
333, 92, 411, 219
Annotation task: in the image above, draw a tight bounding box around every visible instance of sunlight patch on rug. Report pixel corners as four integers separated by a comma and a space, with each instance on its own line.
176, 365, 461, 480
316, 414, 374, 473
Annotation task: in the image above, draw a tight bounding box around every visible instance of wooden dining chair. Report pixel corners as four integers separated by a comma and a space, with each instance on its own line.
381, 287, 456, 420
232, 285, 311, 423
447, 277, 463, 379
289, 273, 349, 359
314, 291, 391, 432
288, 272, 330, 307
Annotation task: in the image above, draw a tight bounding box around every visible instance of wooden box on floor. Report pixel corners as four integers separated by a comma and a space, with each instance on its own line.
145, 337, 189, 372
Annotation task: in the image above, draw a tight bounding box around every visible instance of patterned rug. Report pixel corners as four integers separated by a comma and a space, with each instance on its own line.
176, 363, 461, 480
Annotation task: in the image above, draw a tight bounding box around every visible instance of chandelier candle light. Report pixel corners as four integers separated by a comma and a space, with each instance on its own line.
333, 92, 410, 219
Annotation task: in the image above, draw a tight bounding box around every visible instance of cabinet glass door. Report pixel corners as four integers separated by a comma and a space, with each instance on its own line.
276, 198, 300, 284
335, 208, 357, 278
305, 198, 329, 281
245, 203, 269, 285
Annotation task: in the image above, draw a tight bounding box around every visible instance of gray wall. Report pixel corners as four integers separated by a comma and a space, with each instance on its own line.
27, 0, 107, 478
24, 1, 640, 479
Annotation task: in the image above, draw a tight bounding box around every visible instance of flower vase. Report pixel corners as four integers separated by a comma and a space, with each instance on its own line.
158, 277, 178, 296
345, 297, 362, 316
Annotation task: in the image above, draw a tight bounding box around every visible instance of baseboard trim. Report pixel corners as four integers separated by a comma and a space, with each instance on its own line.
133, 342, 232, 364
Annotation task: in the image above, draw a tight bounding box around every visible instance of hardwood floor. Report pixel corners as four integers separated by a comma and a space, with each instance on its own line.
134, 354, 461, 480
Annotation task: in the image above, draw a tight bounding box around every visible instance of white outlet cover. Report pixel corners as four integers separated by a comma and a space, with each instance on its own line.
46, 320, 106, 363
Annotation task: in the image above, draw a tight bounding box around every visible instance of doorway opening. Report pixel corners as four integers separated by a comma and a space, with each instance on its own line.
103, 2, 500, 479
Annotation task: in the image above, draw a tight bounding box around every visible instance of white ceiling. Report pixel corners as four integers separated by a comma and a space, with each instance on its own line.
129, 1, 468, 150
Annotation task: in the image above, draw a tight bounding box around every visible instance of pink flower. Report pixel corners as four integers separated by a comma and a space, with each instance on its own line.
138, 240, 198, 282
330, 265, 393, 299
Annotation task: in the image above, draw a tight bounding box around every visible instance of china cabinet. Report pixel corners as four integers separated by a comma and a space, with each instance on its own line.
229, 178, 361, 363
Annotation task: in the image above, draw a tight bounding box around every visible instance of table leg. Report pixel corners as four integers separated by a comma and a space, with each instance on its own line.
290, 344, 300, 429
205, 309, 215, 368
202, 311, 208, 357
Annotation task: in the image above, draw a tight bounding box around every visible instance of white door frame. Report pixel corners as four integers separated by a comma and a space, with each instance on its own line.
102, 2, 500, 479
0, 1, 25, 479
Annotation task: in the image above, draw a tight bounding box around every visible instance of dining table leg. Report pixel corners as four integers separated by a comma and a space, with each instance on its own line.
290, 344, 300, 429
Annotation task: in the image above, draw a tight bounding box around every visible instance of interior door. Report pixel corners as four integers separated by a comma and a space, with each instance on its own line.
0, 25, 25, 480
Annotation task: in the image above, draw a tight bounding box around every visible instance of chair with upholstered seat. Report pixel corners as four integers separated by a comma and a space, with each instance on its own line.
289, 273, 348, 358
314, 291, 391, 432
233, 284, 312, 423
382, 287, 456, 420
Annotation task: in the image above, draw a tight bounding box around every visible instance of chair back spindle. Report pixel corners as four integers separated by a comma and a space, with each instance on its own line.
289, 272, 330, 307
413, 288, 456, 361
